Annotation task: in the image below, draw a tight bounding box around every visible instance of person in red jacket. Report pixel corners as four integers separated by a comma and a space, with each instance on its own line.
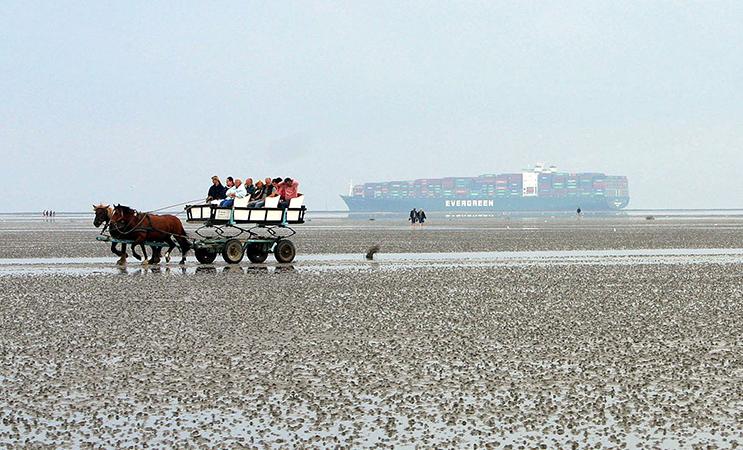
277, 178, 300, 208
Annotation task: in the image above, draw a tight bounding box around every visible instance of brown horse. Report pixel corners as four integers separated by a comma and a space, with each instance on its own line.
93, 204, 148, 264
110, 205, 191, 264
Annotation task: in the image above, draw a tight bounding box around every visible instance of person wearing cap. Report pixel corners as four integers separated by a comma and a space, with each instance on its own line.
206, 176, 227, 203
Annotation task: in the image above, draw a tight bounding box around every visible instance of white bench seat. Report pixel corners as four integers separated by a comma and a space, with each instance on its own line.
186, 196, 306, 225
286, 196, 304, 221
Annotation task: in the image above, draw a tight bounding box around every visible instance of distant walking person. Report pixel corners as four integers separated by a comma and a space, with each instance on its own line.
417, 209, 426, 225
409, 208, 418, 225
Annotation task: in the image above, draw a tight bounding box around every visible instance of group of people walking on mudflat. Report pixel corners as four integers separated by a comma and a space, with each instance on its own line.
408, 208, 427, 226
205, 175, 300, 209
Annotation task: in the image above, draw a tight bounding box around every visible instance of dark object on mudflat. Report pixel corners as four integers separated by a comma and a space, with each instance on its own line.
366, 244, 380, 260
646, 215, 655, 220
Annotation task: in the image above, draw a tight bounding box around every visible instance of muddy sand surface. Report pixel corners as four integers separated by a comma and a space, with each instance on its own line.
1, 217, 743, 447
0, 215, 742, 259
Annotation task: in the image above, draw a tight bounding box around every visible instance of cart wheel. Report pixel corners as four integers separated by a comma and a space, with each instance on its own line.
194, 247, 217, 264
222, 239, 245, 264
273, 239, 296, 264
246, 243, 269, 263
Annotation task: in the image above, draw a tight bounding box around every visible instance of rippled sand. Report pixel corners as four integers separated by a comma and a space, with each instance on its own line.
1, 217, 742, 447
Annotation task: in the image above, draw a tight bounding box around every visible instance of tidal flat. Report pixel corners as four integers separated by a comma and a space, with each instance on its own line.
1, 216, 742, 447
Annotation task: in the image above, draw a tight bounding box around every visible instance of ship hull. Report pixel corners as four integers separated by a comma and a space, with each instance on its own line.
341, 195, 629, 213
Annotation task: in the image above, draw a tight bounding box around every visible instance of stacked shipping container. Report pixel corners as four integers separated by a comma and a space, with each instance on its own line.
354, 173, 627, 200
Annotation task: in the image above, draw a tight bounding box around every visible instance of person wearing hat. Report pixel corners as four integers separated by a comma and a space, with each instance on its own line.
206, 176, 227, 203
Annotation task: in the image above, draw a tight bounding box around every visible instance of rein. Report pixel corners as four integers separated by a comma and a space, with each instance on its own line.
145, 198, 204, 215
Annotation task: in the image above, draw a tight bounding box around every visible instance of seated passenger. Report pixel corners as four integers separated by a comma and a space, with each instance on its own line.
251, 178, 283, 208
219, 178, 247, 207
277, 177, 300, 208
263, 177, 275, 196
206, 176, 227, 203
244, 177, 255, 196
216, 177, 235, 204
247, 180, 267, 207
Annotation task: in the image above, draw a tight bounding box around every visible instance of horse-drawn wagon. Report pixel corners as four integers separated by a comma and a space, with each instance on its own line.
94, 195, 306, 265
185, 195, 306, 264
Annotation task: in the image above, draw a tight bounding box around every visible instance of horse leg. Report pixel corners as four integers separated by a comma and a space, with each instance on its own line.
164, 237, 176, 263
111, 242, 126, 265
149, 246, 161, 265
176, 236, 191, 264
131, 243, 142, 261
132, 236, 149, 266
135, 244, 146, 262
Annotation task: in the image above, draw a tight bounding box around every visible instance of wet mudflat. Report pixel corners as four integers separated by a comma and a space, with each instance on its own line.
1, 217, 743, 447
1, 215, 743, 259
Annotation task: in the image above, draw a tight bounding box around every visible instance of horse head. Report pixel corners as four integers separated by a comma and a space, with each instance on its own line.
111, 205, 136, 232
93, 203, 111, 228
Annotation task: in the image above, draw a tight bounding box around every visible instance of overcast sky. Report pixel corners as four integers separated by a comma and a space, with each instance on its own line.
2, 1, 742, 212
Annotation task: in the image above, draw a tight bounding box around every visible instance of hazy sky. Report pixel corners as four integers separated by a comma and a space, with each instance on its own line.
2, 1, 742, 212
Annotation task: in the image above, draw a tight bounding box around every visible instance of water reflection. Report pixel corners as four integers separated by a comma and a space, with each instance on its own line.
112, 264, 298, 276
274, 265, 296, 274
116, 265, 177, 276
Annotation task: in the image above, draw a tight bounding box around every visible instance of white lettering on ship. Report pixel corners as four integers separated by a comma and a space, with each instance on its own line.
445, 200, 495, 208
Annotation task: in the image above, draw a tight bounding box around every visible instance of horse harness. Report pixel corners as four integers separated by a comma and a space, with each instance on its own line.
110, 211, 187, 240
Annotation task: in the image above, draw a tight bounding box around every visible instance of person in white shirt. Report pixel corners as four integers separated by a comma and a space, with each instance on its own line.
220, 178, 247, 207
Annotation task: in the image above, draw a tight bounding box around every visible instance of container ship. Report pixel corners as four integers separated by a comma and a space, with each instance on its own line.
341, 164, 629, 213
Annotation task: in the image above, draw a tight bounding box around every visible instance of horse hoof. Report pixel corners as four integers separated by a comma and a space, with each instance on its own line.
117, 258, 126, 266
141, 260, 149, 266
